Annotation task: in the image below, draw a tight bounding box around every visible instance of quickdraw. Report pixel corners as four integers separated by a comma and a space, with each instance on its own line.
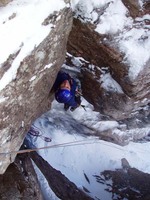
28, 125, 52, 142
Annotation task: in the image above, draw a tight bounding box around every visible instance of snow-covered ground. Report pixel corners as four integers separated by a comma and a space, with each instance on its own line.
28, 98, 150, 200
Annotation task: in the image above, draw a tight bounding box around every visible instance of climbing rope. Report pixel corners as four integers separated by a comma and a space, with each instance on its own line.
1, 134, 149, 156
0, 139, 99, 156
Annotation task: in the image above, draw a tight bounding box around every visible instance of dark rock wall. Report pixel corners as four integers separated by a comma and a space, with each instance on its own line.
80, 68, 131, 120
67, 2, 150, 119
0, 154, 43, 200
122, 0, 142, 18
67, 19, 135, 119
67, 18, 131, 95
100, 158, 150, 200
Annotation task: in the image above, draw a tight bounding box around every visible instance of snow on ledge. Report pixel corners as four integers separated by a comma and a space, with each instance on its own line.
119, 27, 150, 80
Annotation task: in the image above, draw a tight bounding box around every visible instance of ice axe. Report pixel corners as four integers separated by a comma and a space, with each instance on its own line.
80, 104, 86, 111
76, 90, 83, 96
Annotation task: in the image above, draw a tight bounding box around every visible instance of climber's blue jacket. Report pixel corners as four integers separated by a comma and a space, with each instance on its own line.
53, 71, 78, 108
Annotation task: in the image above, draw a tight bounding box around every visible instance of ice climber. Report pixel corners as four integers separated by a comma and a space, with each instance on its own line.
51, 71, 82, 111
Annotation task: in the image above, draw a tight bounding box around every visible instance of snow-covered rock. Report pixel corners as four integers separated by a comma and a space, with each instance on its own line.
0, 0, 72, 174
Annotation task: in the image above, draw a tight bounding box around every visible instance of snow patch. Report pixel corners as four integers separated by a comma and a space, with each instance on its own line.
100, 72, 124, 93
0, 96, 9, 103
44, 63, 53, 69
30, 75, 36, 82
95, 0, 132, 34
118, 28, 150, 79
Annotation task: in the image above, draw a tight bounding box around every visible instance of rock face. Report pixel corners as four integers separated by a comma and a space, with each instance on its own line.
99, 158, 150, 200
0, 6, 73, 174
0, 153, 43, 200
67, 1, 150, 120
122, 0, 150, 18
0, 0, 12, 7
122, 0, 143, 18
